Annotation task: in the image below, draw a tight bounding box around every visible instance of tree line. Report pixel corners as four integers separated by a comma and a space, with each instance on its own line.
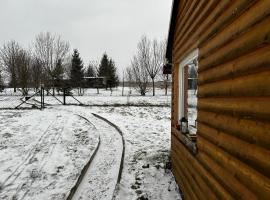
126, 35, 170, 96
0, 32, 119, 95
0, 33, 169, 97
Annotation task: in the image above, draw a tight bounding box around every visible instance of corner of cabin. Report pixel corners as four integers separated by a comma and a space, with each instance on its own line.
166, 0, 270, 199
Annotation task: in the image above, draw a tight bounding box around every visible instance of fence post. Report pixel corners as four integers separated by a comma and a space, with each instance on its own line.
40, 86, 45, 109
40, 87, 42, 109
63, 88, 66, 105
42, 87, 45, 108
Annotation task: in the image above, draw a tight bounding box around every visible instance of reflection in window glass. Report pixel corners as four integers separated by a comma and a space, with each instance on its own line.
187, 62, 198, 134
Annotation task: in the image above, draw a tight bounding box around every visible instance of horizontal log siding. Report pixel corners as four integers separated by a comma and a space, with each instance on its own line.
171, 0, 270, 199
173, 0, 256, 63
198, 70, 270, 98
198, 45, 270, 84
199, 15, 270, 72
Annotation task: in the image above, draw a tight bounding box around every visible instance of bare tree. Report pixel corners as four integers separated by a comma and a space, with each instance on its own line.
33, 32, 70, 94
31, 57, 43, 91
130, 55, 150, 96
156, 38, 169, 95
129, 35, 152, 96
0, 40, 21, 92
160, 72, 171, 96
121, 70, 125, 96
125, 66, 133, 94
146, 38, 166, 96
16, 49, 32, 95
63, 54, 72, 79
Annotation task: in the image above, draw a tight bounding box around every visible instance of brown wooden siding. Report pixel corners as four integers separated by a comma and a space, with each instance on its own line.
171, 0, 270, 199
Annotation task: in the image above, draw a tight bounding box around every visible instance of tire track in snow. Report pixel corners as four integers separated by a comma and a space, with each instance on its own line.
0, 114, 68, 199
65, 114, 100, 200
58, 108, 124, 200
0, 117, 57, 189
18, 115, 68, 200
91, 113, 125, 200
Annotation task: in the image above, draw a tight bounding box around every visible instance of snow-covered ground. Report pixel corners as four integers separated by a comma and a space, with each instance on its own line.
54, 107, 124, 200
0, 87, 181, 200
0, 109, 99, 199
0, 87, 171, 109
88, 106, 181, 200
38, 88, 171, 107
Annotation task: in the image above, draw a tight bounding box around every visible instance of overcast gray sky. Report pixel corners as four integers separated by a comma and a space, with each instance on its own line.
0, 0, 172, 73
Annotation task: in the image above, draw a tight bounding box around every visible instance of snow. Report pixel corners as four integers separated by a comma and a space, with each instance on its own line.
188, 90, 197, 133
0, 87, 171, 108
55, 107, 123, 200
0, 87, 181, 200
0, 109, 99, 199
88, 106, 181, 200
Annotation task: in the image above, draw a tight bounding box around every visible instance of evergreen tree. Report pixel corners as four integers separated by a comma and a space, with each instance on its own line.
98, 53, 110, 78
52, 59, 64, 90
107, 59, 119, 88
98, 53, 119, 89
53, 59, 64, 80
86, 64, 96, 77
70, 49, 84, 87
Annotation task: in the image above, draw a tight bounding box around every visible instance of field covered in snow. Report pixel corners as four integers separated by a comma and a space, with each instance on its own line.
89, 106, 181, 200
0, 109, 99, 199
0, 87, 171, 109
0, 87, 181, 200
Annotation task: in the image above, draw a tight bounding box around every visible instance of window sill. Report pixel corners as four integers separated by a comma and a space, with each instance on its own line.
172, 127, 198, 155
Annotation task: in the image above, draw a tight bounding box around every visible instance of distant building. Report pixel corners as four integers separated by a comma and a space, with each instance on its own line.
83, 77, 106, 88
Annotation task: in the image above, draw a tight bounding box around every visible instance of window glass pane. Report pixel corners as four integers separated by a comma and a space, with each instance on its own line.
187, 63, 198, 134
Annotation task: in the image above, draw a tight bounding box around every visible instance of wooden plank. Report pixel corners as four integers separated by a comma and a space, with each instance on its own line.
174, 0, 253, 63
172, 150, 202, 200
199, 16, 270, 72
173, 0, 200, 47
197, 136, 270, 199
198, 70, 270, 97
172, 163, 191, 200
172, 134, 234, 199
172, 160, 198, 200
172, 127, 197, 154
171, 163, 185, 197
173, 0, 209, 49
197, 151, 257, 199
197, 110, 270, 150
198, 97, 270, 121
172, 143, 217, 199
174, 0, 191, 31
200, 0, 270, 58
198, 122, 270, 177
198, 0, 256, 47
173, 44, 198, 66
175, 0, 219, 51
198, 45, 270, 85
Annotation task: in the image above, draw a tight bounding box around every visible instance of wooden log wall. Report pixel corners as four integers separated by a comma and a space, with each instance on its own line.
171, 0, 270, 199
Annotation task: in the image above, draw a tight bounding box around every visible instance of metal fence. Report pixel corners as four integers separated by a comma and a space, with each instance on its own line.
0, 87, 83, 109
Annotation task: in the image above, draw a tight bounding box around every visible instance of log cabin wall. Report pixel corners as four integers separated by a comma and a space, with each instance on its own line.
170, 0, 270, 199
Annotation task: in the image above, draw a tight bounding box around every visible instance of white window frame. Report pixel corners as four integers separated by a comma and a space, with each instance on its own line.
178, 49, 198, 119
